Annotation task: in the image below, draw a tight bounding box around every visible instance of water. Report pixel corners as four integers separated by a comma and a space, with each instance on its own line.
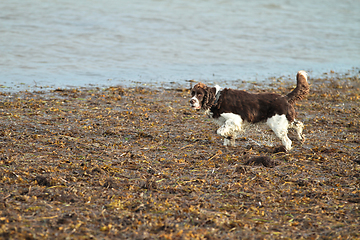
1, 0, 359, 91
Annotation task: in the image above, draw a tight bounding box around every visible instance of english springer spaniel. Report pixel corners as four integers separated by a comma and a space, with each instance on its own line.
190, 71, 310, 151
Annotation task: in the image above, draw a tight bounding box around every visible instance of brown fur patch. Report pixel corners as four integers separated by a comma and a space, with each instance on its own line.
194, 82, 207, 89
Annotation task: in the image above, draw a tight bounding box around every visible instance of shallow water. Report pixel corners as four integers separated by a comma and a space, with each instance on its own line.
1, 0, 359, 91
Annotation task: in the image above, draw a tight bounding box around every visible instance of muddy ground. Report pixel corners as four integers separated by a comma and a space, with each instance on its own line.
0, 74, 359, 239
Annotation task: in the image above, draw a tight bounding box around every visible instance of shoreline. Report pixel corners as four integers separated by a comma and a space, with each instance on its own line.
0, 74, 359, 239
1, 68, 359, 94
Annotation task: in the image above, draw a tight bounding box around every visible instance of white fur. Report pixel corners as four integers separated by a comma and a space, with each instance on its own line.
298, 70, 308, 81
289, 120, 304, 142
211, 113, 303, 151
266, 114, 292, 151
190, 95, 200, 109
214, 113, 243, 146
214, 85, 221, 95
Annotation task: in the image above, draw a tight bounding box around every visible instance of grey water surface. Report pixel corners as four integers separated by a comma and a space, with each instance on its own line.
1, 0, 359, 91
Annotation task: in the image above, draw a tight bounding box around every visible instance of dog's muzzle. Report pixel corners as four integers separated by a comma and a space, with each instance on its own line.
190, 98, 201, 110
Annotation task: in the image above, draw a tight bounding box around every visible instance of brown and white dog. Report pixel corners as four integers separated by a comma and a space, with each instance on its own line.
190, 71, 310, 151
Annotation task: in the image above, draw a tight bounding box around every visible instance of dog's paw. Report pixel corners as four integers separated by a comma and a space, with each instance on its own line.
300, 135, 306, 143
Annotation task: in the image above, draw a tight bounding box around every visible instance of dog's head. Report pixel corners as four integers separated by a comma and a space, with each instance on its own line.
190, 83, 217, 110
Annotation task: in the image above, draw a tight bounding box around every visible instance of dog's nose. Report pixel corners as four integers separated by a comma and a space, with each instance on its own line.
190, 99, 196, 104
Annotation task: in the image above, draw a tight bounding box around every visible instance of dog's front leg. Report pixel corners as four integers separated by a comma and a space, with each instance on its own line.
217, 122, 238, 147
214, 114, 243, 147
223, 136, 236, 146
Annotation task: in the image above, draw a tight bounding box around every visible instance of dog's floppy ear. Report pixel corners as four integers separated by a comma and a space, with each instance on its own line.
202, 85, 217, 109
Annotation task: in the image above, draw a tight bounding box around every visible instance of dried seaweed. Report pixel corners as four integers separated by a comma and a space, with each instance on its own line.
0, 75, 359, 239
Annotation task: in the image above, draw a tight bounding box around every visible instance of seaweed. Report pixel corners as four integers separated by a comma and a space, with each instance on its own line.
0, 75, 359, 239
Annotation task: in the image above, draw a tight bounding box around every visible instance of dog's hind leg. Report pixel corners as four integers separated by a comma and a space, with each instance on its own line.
289, 120, 305, 142
267, 114, 292, 151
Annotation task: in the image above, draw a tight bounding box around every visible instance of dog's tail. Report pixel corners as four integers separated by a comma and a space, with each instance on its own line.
286, 70, 310, 105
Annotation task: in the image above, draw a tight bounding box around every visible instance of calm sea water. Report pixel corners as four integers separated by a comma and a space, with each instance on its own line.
1, 0, 359, 91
